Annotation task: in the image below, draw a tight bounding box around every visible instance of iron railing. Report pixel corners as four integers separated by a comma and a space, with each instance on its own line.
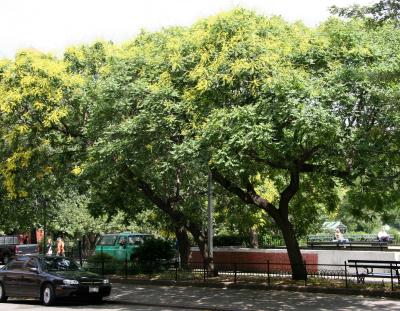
78, 257, 400, 291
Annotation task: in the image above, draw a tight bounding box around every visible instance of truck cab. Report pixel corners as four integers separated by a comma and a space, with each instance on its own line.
0, 236, 39, 264
95, 232, 152, 261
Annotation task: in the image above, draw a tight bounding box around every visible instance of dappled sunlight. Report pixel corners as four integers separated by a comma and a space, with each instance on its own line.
109, 283, 400, 310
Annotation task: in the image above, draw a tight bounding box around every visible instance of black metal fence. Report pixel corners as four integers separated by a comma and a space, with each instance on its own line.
77, 258, 400, 292
60, 241, 400, 292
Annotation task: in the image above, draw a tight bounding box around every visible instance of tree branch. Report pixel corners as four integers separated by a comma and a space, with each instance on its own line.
279, 170, 299, 217
300, 163, 351, 178
210, 168, 278, 218
210, 169, 255, 204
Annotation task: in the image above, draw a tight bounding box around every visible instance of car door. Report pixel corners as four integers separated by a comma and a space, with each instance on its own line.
20, 258, 41, 298
96, 234, 118, 258
128, 235, 144, 259
2, 257, 27, 297
116, 236, 128, 261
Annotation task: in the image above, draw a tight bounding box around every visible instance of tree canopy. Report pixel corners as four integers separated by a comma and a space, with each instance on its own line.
1, 8, 400, 280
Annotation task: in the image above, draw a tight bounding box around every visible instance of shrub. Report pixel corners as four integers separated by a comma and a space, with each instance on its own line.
85, 252, 120, 274
135, 238, 175, 273
86, 252, 115, 263
214, 234, 246, 247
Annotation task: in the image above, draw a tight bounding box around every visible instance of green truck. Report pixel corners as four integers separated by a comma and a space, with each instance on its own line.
95, 232, 152, 261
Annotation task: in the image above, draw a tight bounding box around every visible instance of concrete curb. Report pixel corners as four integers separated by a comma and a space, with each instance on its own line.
110, 277, 400, 300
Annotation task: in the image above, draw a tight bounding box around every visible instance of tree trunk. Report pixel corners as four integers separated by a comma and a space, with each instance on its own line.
86, 233, 99, 257
248, 227, 259, 248
275, 216, 307, 280
175, 226, 191, 269
134, 176, 211, 271
187, 224, 211, 269
210, 168, 307, 280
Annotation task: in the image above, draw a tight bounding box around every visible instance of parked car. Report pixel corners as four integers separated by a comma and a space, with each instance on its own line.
95, 232, 153, 261
0, 236, 39, 264
0, 255, 111, 305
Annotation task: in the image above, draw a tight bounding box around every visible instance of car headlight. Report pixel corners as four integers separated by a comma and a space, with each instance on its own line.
63, 279, 79, 285
103, 279, 110, 285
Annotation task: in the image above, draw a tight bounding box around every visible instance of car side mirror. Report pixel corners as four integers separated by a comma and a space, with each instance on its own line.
30, 267, 39, 273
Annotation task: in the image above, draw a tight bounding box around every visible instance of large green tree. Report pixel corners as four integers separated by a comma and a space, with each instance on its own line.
81, 29, 213, 267
175, 10, 400, 279
0, 43, 112, 234
0, 50, 86, 228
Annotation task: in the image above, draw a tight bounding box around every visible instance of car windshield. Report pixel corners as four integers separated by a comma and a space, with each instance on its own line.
40, 257, 81, 272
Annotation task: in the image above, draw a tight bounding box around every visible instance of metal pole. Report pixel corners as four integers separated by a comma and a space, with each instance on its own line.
234, 263, 237, 284
203, 262, 206, 283
42, 197, 47, 255
175, 261, 178, 281
390, 263, 394, 291
78, 240, 83, 266
125, 250, 128, 279
101, 246, 104, 276
304, 260, 307, 286
207, 170, 214, 271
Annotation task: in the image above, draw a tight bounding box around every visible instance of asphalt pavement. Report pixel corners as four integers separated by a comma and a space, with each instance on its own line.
2, 283, 400, 310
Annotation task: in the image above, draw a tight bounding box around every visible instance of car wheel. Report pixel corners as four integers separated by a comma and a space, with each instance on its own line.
0, 282, 8, 302
41, 284, 55, 306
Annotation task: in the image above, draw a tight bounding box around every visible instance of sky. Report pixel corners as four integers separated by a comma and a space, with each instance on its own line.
0, 0, 375, 59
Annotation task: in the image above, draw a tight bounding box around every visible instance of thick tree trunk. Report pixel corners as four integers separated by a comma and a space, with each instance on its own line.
187, 224, 211, 270
275, 216, 307, 280
83, 233, 99, 257
175, 226, 191, 269
210, 168, 307, 280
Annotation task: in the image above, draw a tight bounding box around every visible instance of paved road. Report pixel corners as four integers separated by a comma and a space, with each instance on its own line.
0, 300, 201, 311
2, 283, 400, 310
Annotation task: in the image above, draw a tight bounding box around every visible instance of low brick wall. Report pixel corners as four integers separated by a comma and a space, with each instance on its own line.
190, 248, 318, 273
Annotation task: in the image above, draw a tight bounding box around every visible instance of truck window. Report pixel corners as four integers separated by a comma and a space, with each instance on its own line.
97, 235, 117, 246
128, 236, 144, 245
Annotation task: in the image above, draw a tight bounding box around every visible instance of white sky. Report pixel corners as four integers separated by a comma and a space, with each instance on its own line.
0, 0, 375, 59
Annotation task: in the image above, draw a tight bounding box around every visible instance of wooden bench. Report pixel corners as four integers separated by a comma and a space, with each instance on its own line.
308, 240, 388, 251
347, 260, 400, 289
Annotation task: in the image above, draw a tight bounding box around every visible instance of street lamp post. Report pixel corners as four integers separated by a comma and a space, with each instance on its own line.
207, 170, 214, 272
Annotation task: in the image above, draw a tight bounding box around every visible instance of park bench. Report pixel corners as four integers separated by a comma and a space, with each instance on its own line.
307, 240, 389, 251
307, 234, 394, 243
347, 259, 400, 289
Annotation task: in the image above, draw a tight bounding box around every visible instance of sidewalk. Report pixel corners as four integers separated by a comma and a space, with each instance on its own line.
109, 276, 400, 300
109, 283, 400, 311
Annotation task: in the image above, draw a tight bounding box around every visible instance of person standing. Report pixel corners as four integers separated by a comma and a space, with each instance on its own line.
46, 238, 53, 256
56, 237, 65, 256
